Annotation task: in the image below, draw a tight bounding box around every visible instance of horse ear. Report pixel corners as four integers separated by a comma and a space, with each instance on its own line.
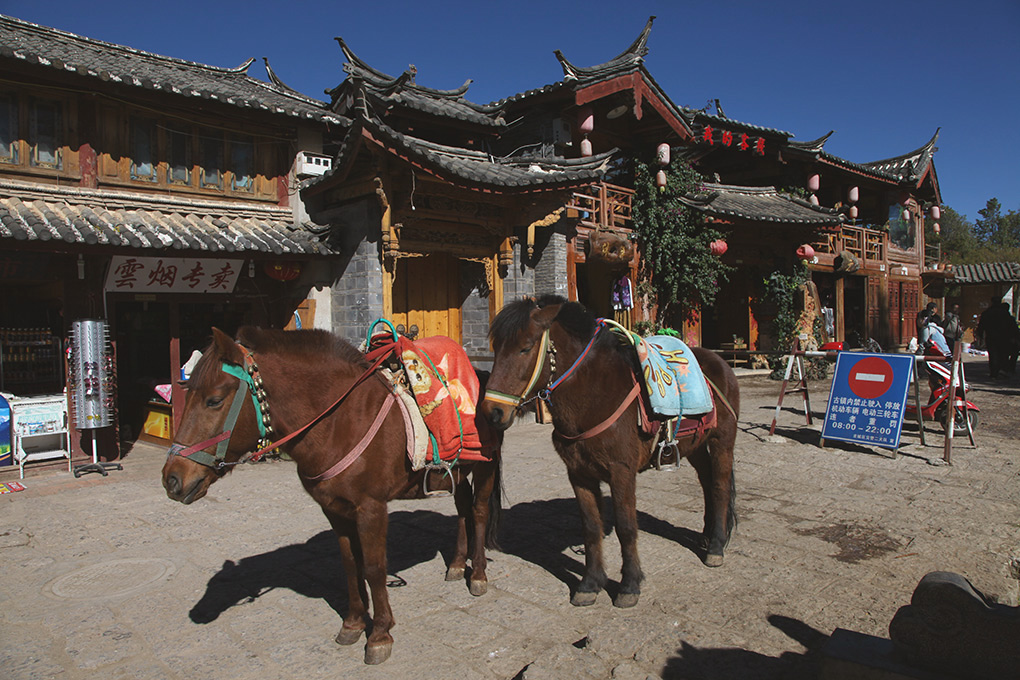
532, 303, 560, 330
211, 327, 244, 365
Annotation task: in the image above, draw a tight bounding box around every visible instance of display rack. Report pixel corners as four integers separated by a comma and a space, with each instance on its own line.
10, 393, 70, 479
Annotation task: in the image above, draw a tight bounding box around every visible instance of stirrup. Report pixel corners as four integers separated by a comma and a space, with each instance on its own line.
422, 460, 455, 497
655, 439, 680, 471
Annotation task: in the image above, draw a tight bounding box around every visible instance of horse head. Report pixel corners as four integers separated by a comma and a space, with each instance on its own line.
161, 327, 263, 504
481, 296, 563, 430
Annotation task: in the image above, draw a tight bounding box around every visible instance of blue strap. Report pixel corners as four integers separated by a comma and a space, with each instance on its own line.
221, 363, 266, 438
547, 320, 603, 392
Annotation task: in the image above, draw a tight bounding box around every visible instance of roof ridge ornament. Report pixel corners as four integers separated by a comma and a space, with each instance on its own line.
554, 15, 655, 81
229, 57, 256, 74
262, 57, 302, 96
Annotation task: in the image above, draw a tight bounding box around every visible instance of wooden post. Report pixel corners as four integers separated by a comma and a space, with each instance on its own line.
942, 340, 963, 464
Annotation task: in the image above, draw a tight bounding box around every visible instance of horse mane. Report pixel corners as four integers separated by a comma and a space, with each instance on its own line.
235, 326, 369, 368
489, 294, 628, 362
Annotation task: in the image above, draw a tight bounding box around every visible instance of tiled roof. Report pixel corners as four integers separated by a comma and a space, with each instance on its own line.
0, 180, 334, 256
554, 15, 655, 81
788, 129, 940, 186
307, 117, 614, 194
680, 183, 844, 228
683, 108, 793, 139
330, 38, 506, 129
0, 14, 341, 124
949, 262, 1020, 284
861, 128, 939, 183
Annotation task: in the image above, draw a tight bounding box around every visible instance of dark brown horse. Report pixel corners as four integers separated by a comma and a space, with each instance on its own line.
161, 326, 501, 664
480, 295, 737, 608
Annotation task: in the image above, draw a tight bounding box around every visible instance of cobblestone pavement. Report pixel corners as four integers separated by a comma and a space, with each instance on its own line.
2, 358, 1018, 680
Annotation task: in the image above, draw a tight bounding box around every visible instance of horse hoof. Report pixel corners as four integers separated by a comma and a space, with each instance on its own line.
571, 590, 598, 607
703, 553, 724, 568
335, 627, 364, 646
614, 592, 640, 608
445, 566, 465, 581
469, 579, 488, 597
364, 642, 392, 665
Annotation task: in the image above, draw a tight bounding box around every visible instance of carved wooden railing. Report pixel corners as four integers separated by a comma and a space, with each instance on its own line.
814, 225, 885, 266
566, 182, 634, 230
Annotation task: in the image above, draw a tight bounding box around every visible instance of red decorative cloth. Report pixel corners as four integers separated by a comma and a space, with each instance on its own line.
367, 335, 494, 464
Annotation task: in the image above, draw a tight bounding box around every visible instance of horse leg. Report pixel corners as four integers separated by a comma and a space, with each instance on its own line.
446, 470, 471, 583
688, 440, 735, 567
569, 472, 607, 606
608, 463, 643, 608
325, 514, 369, 646
466, 460, 498, 596
356, 501, 395, 665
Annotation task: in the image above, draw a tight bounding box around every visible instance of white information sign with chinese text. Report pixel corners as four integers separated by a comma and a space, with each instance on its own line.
105, 256, 241, 294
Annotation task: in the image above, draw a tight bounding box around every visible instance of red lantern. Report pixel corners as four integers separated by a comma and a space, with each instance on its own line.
657, 143, 670, 166
848, 186, 859, 204
930, 205, 941, 220
807, 174, 820, 192
580, 137, 592, 157
264, 261, 302, 281
710, 239, 728, 256
796, 244, 815, 259
933, 222, 941, 234
656, 170, 667, 188
578, 107, 594, 134
848, 205, 859, 219
809, 194, 819, 206
902, 209, 911, 222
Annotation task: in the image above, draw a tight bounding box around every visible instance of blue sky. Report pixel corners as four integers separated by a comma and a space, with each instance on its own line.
5, 0, 1018, 222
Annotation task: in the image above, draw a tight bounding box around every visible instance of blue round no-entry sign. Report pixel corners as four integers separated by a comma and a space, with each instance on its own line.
848, 356, 894, 399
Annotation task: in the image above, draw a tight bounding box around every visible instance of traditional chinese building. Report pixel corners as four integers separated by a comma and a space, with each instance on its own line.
0, 14, 340, 459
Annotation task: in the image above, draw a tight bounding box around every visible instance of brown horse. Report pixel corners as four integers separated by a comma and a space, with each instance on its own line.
161, 326, 501, 665
480, 295, 737, 608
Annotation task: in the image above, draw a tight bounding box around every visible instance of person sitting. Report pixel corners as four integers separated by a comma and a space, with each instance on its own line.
919, 315, 952, 399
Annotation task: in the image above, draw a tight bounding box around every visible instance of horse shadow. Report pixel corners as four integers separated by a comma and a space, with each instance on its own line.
660, 614, 827, 679
188, 509, 460, 624
188, 497, 707, 622
497, 496, 706, 600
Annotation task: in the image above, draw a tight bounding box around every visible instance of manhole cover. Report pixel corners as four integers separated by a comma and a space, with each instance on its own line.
45, 558, 177, 600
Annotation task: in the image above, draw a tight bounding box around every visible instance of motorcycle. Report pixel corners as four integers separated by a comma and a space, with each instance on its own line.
905, 345, 979, 434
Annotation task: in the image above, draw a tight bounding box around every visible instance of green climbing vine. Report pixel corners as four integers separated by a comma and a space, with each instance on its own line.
632, 156, 731, 324
762, 261, 828, 379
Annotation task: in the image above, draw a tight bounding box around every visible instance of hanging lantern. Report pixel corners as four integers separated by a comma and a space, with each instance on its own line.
933, 222, 941, 234
809, 194, 819, 206
796, 244, 815, 259
807, 174, 820, 192
657, 143, 670, 166
264, 261, 302, 281
656, 169, 667, 189
580, 137, 592, 157
848, 186, 859, 204
902, 209, 911, 222
710, 239, 728, 256
578, 107, 594, 134
848, 205, 858, 219
930, 205, 941, 220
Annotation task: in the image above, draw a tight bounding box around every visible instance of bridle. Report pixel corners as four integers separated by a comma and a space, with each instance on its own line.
484, 320, 605, 411
165, 345, 274, 471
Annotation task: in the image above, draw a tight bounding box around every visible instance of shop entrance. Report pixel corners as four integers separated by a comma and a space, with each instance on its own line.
392, 254, 463, 342
113, 301, 170, 442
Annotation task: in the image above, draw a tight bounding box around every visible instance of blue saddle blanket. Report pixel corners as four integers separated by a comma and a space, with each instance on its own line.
636, 335, 713, 417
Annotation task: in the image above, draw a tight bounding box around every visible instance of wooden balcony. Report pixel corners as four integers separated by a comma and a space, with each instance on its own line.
566, 182, 634, 231
814, 225, 885, 269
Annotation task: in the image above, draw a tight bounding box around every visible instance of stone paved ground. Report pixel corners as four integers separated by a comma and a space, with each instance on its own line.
1, 356, 1017, 680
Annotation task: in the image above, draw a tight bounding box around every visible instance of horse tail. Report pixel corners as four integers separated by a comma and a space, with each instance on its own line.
485, 447, 503, 551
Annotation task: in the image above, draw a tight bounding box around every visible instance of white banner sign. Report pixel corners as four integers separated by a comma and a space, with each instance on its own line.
105, 256, 242, 294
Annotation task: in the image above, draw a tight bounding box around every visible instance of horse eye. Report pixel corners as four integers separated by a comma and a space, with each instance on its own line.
520, 345, 534, 355
206, 396, 225, 408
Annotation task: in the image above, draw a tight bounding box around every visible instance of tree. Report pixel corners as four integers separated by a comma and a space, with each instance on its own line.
935, 206, 978, 261
632, 157, 731, 325
974, 198, 1020, 251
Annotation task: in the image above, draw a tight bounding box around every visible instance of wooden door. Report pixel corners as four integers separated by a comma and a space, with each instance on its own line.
886, 280, 919, 347
392, 254, 462, 342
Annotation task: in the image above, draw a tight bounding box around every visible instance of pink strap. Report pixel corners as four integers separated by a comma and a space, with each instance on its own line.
556, 382, 640, 442
303, 393, 395, 482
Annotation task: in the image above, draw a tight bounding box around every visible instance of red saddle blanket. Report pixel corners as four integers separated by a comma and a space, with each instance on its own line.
367, 335, 494, 464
